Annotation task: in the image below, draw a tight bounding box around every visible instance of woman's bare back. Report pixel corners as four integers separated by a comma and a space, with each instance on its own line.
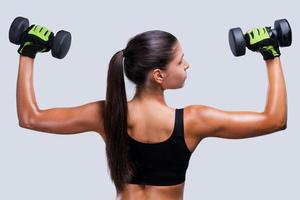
116, 102, 202, 200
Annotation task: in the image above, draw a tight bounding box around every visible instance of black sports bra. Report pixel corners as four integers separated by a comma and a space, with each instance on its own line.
127, 108, 192, 186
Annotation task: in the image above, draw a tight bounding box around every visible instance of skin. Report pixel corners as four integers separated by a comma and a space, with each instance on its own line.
17, 41, 287, 200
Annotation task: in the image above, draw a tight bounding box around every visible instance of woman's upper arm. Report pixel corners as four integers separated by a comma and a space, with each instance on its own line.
22, 100, 106, 139
186, 105, 286, 139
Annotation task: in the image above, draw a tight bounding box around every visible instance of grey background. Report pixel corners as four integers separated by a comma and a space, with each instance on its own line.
1, 0, 299, 199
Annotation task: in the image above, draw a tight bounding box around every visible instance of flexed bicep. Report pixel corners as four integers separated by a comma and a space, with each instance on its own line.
19, 100, 106, 138
187, 105, 286, 140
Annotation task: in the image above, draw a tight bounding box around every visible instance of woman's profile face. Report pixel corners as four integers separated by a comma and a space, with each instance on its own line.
161, 41, 190, 90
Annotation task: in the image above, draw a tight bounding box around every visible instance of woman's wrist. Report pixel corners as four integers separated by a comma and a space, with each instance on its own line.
265, 57, 280, 65
19, 55, 34, 65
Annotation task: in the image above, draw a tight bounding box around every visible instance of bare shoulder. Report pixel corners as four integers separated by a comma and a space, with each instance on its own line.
64, 99, 107, 141
70, 99, 107, 141
183, 105, 212, 140
87, 100, 106, 140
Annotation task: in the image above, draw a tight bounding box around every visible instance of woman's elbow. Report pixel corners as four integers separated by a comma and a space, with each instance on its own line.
279, 122, 287, 130
19, 121, 29, 129
274, 120, 287, 131
18, 117, 36, 130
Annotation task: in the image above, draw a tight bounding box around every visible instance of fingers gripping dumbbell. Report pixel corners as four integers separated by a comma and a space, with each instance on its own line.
228, 19, 292, 57
9, 16, 71, 59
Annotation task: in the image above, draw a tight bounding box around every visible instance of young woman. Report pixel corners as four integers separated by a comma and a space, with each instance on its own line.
16, 29, 287, 200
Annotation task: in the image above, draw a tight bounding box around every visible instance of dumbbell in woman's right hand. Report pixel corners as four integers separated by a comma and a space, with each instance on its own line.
228, 19, 292, 59
245, 27, 281, 61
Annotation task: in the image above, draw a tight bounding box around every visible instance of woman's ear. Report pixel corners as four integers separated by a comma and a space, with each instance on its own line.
152, 69, 166, 84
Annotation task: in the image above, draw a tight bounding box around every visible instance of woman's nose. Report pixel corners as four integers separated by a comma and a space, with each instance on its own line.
185, 63, 190, 70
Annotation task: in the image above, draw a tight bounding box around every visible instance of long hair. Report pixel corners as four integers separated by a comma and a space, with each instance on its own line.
104, 30, 178, 193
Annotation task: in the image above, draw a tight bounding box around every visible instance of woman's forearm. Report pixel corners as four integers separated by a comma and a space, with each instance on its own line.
17, 56, 40, 126
263, 57, 288, 126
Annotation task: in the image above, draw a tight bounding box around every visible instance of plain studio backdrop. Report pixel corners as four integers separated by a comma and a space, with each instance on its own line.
0, 0, 298, 199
